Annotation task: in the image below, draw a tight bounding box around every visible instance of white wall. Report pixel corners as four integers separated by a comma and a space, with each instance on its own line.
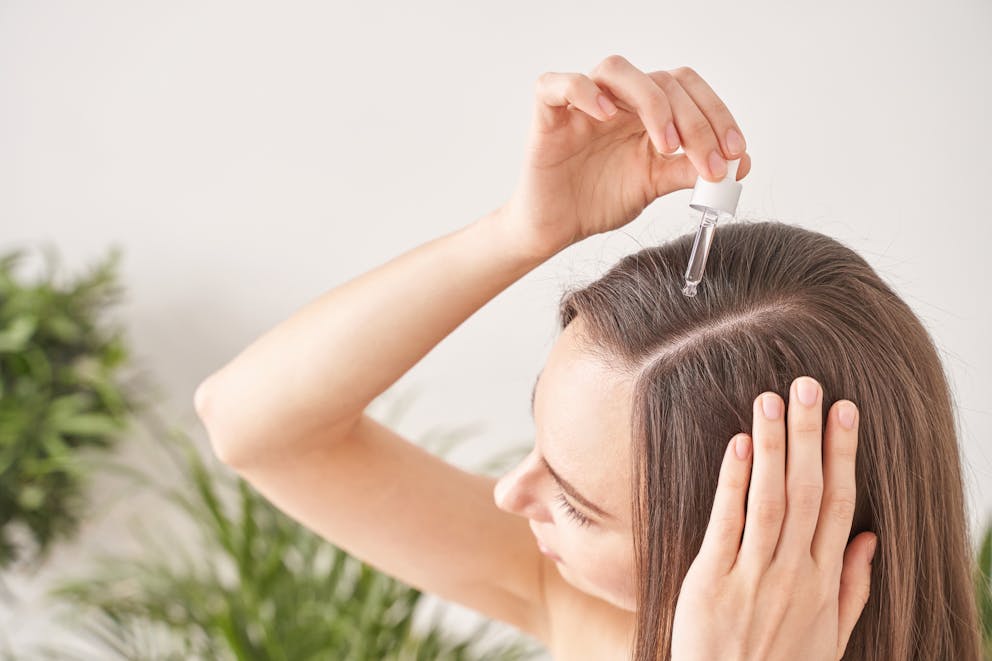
2, 0, 990, 656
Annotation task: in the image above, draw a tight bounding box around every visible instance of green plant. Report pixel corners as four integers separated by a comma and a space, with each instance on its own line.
0, 243, 146, 572
30, 399, 544, 660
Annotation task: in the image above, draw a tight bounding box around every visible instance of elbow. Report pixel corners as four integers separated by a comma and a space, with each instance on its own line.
193, 377, 241, 467
193, 377, 213, 421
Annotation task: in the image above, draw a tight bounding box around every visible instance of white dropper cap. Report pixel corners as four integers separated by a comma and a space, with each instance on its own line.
688, 158, 742, 216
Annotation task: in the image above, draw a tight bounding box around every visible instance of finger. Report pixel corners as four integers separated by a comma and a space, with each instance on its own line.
835, 532, 877, 657
588, 54, 680, 155
646, 68, 727, 182
648, 153, 698, 194
533, 71, 622, 126
667, 66, 748, 161
774, 376, 825, 566
811, 398, 861, 571
738, 391, 787, 575
695, 433, 753, 575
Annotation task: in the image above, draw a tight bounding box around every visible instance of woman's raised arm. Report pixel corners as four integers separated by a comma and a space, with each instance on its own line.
194, 206, 545, 467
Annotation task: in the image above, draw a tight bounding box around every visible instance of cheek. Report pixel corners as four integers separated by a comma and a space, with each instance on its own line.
558, 530, 635, 598
590, 545, 634, 589
558, 526, 637, 611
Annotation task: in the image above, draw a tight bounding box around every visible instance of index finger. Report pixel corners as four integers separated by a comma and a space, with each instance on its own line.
810, 399, 861, 573
695, 432, 754, 575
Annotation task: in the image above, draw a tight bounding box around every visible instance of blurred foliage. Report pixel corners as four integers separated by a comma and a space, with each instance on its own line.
0, 243, 147, 572
29, 405, 543, 661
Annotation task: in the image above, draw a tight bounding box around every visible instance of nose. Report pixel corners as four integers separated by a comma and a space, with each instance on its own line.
493, 448, 553, 522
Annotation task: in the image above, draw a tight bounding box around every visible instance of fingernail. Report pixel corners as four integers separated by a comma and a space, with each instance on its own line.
734, 433, 751, 460
665, 122, 680, 151
868, 537, 877, 563
761, 393, 782, 420
597, 94, 618, 116
708, 149, 727, 179
796, 377, 820, 407
839, 401, 857, 430
726, 128, 745, 155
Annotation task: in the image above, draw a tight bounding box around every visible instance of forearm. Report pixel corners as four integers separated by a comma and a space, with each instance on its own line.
195, 205, 550, 464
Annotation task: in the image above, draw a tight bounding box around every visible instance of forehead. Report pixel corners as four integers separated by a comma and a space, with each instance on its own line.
534, 320, 634, 523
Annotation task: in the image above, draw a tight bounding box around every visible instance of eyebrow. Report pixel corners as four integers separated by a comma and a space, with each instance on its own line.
529, 368, 614, 521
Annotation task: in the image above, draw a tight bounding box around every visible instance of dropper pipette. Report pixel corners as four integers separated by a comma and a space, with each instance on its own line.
682, 158, 743, 297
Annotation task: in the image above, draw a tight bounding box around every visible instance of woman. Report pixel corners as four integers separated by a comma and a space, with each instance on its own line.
193, 55, 982, 659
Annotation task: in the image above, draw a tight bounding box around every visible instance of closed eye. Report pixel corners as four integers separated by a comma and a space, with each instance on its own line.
554, 488, 593, 528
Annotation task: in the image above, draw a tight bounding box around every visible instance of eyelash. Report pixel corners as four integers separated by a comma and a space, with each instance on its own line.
554, 488, 593, 528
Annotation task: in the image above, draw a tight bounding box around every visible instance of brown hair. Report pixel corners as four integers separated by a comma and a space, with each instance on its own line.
555, 219, 981, 660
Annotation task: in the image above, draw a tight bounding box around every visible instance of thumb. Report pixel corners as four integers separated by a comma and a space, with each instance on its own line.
835, 532, 878, 657
651, 153, 701, 198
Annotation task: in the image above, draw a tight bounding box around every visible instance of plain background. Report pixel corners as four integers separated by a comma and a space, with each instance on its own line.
2, 0, 990, 656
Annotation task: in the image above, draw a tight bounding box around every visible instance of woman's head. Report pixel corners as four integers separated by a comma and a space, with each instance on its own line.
494, 219, 981, 660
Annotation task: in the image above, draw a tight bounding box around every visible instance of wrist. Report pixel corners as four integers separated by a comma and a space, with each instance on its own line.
480, 203, 570, 265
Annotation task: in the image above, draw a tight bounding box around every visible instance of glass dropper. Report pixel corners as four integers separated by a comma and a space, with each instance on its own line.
682, 158, 743, 298
682, 206, 721, 297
